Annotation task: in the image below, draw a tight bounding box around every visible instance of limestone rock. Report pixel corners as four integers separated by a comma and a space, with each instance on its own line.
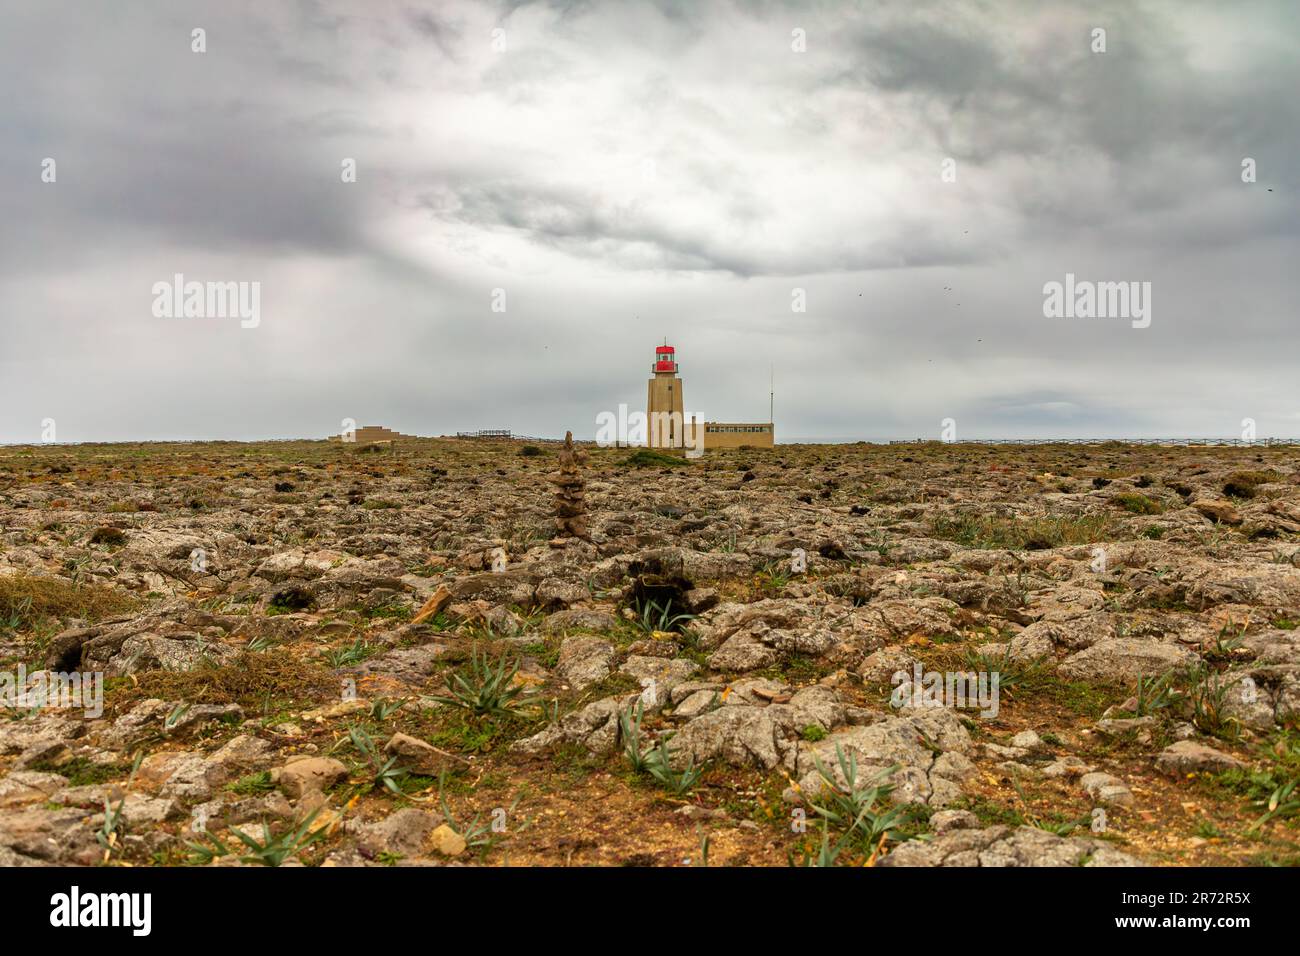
512, 694, 636, 756
355, 808, 444, 859
1079, 771, 1134, 806
859, 647, 918, 683
429, 823, 467, 858
1155, 740, 1246, 776
790, 707, 974, 809
0, 771, 69, 809
1058, 639, 1195, 682
619, 655, 697, 705
278, 757, 348, 800
410, 585, 453, 625
556, 635, 615, 691
879, 824, 1142, 867
930, 809, 980, 833
384, 732, 458, 776
543, 607, 620, 633
0, 805, 102, 865
1192, 499, 1242, 525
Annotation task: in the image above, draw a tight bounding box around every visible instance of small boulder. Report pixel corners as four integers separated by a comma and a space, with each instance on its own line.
1155, 740, 1246, 776
555, 635, 615, 691
1192, 499, 1242, 526
429, 823, 466, 858
384, 732, 458, 777
1079, 771, 1134, 807
1058, 639, 1195, 682
278, 757, 348, 800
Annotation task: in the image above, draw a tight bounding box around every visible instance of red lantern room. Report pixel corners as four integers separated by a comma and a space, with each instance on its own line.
653, 344, 677, 374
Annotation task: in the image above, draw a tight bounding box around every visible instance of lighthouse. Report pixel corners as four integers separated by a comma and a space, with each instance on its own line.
642, 340, 774, 452
647, 342, 687, 449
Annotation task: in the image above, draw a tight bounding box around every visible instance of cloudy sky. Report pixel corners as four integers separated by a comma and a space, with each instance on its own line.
2, 0, 1297, 443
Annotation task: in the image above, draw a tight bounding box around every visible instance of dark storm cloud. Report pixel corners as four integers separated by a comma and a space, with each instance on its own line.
406, 8, 464, 61
0, 0, 1297, 443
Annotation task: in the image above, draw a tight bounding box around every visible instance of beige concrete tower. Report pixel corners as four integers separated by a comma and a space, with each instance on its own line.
647, 342, 686, 448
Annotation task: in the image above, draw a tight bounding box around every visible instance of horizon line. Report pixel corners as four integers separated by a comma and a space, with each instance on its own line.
2, 435, 1298, 448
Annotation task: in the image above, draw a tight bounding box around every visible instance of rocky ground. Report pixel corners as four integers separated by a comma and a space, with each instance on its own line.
1, 437, 1299, 867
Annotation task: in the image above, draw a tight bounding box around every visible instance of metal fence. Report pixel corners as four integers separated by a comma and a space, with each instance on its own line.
454, 430, 568, 443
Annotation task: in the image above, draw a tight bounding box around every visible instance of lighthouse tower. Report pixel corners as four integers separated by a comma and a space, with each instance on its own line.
647, 342, 686, 449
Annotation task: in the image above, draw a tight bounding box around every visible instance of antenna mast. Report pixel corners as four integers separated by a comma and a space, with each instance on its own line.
769, 364, 774, 424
